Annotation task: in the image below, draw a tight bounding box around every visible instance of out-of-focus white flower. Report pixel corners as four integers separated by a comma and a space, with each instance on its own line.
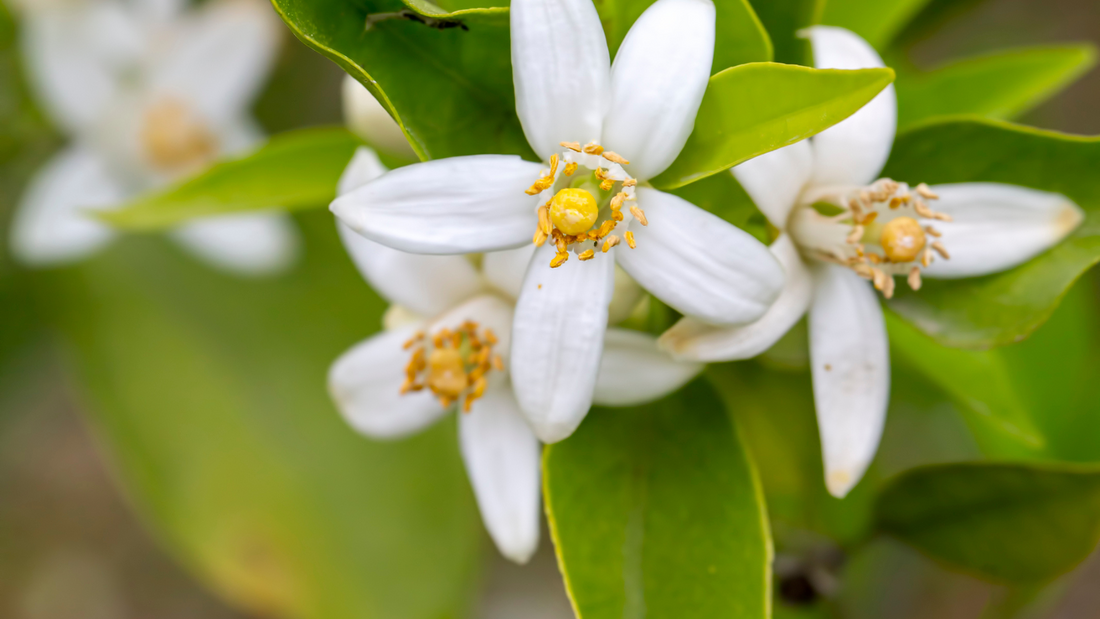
329, 148, 702, 563
330, 0, 783, 443
660, 26, 1084, 498
9, 0, 299, 275
341, 74, 417, 161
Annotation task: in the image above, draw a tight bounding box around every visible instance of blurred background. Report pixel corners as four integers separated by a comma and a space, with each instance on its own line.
1, 0, 1099, 617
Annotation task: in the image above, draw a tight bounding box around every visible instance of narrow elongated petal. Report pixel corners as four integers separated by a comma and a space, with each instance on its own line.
731, 141, 814, 228
337, 224, 484, 316
808, 264, 889, 498
483, 244, 537, 301
151, 0, 281, 123
328, 325, 448, 439
171, 212, 300, 276
511, 245, 615, 443
511, 0, 610, 161
594, 328, 702, 406
921, 183, 1084, 279
20, 2, 141, 132
331, 155, 543, 255
602, 0, 715, 181
804, 26, 897, 188
459, 385, 541, 564
615, 188, 784, 325
9, 147, 122, 265
659, 235, 813, 360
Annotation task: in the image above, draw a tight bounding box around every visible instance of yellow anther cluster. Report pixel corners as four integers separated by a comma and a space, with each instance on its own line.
831, 179, 952, 299
141, 98, 218, 172
526, 142, 646, 268
401, 322, 503, 413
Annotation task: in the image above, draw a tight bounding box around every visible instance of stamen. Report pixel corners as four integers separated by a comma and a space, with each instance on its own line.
564, 162, 578, 176
602, 151, 630, 165
916, 183, 939, 200
908, 267, 922, 291
582, 142, 604, 155
560, 141, 582, 152
932, 242, 950, 259
402, 320, 503, 412
629, 206, 648, 226
578, 249, 595, 261
625, 231, 636, 249
602, 235, 621, 252
551, 252, 569, 268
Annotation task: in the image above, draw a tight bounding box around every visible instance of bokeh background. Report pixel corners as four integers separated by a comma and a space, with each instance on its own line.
1, 0, 1099, 617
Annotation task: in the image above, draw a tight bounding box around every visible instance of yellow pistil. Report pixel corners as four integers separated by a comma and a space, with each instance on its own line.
549, 188, 599, 236
879, 217, 926, 263
401, 322, 501, 412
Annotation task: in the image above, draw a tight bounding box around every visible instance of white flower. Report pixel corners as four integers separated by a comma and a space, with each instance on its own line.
329, 148, 702, 563
342, 74, 417, 161
9, 0, 299, 275
660, 26, 1085, 498
331, 0, 783, 443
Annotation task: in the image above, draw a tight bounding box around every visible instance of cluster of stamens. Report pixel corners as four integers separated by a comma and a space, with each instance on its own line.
400, 321, 504, 412
525, 141, 647, 268
796, 179, 952, 299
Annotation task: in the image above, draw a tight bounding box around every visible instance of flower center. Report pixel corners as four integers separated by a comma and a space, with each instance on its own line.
788, 179, 952, 298
141, 97, 219, 173
525, 141, 647, 268
401, 321, 502, 412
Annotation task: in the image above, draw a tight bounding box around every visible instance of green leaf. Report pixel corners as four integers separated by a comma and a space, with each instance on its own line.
38, 213, 482, 618
896, 45, 1097, 131
651, 62, 895, 190
272, 0, 535, 161
881, 118, 1100, 349
884, 311, 1044, 457
875, 462, 1100, 583
543, 378, 772, 619
669, 170, 770, 243
598, 0, 772, 70
750, 0, 825, 65
99, 127, 360, 231
820, 0, 933, 49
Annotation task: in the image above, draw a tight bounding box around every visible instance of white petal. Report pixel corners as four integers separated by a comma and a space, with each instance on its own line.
337, 223, 484, 316
511, 244, 614, 443
658, 235, 813, 360
171, 212, 300, 276
607, 265, 644, 325
9, 147, 122, 265
483, 244, 537, 301
338, 147, 389, 196
328, 325, 448, 439
510, 0, 610, 161
615, 188, 784, 325
330, 155, 543, 254
341, 74, 417, 160
602, 0, 715, 181
731, 141, 814, 229
594, 328, 702, 406
921, 183, 1084, 279
804, 26, 897, 188
459, 385, 541, 564
151, 0, 280, 124
808, 263, 889, 498
20, 2, 141, 132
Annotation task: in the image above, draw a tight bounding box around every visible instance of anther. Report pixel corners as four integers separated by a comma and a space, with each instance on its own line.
623, 179, 637, 188
602, 151, 629, 165
582, 142, 604, 155
533, 229, 548, 247
560, 141, 582, 152
629, 206, 648, 226
625, 231, 636, 249
916, 183, 939, 200
908, 267, 922, 291
925, 225, 941, 238
932, 242, 950, 259
578, 249, 595, 261
564, 162, 578, 176
602, 235, 621, 253
550, 252, 569, 268
846, 225, 864, 245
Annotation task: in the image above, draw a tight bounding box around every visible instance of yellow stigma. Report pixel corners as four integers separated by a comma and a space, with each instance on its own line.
880, 217, 926, 263
426, 348, 468, 399
549, 188, 598, 236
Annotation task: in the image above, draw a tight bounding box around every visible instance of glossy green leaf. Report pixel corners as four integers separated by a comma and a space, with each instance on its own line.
882, 118, 1100, 349
669, 170, 769, 243
272, 0, 534, 161
820, 0, 933, 49
543, 378, 772, 619
876, 462, 1100, 583
651, 63, 895, 189
99, 128, 360, 231
38, 213, 482, 618
750, 0, 824, 64
896, 45, 1097, 131
884, 312, 1044, 457
598, 0, 772, 70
